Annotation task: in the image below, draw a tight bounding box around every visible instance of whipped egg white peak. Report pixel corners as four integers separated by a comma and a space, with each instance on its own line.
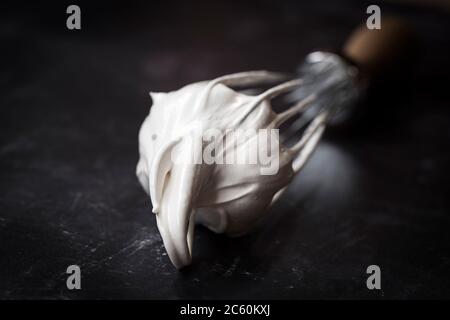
137, 71, 328, 269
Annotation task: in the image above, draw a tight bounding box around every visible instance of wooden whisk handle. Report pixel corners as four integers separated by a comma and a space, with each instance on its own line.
342, 17, 415, 79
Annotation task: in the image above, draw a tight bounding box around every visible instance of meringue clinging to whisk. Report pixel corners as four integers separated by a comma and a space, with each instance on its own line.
136, 71, 328, 269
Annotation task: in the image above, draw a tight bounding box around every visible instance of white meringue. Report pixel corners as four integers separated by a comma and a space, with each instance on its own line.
136, 71, 328, 269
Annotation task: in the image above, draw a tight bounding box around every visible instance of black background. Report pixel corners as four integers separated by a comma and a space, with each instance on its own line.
1, 0, 450, 299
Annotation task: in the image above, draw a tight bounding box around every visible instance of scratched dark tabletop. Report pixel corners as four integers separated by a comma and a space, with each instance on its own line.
1, 0, 450, 299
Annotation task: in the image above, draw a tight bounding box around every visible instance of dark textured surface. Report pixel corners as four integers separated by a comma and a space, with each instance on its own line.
1, 1, 450, 299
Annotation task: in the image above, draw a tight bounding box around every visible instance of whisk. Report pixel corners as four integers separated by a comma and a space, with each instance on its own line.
136, 18, 414, 268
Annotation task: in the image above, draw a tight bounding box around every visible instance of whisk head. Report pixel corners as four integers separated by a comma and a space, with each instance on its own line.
137, 66, 358, 268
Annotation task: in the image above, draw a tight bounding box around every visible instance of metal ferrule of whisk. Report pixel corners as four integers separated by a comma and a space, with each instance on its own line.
282, 51, 361, 141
